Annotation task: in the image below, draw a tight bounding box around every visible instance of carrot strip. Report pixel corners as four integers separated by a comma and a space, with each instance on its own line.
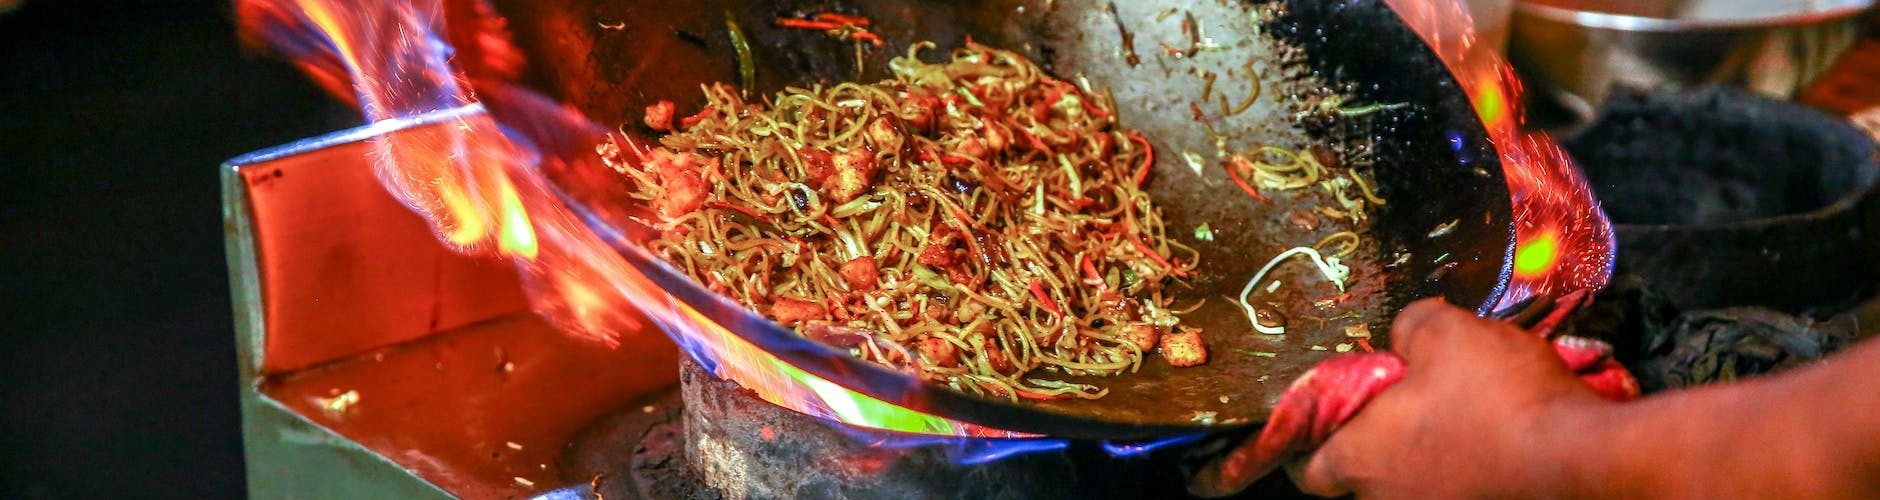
776, 19, 842, 30
848, 31, 884, 46
813, 12, 872, 26
1222, 158, 1271, 203
1012, 388, 1070, 401
1129, 134, 1154, 186
1131, 238, 1188, 278
1016, 127, 1053, 155
1080, 254, 1106, 290
1028, 279, 1064, 317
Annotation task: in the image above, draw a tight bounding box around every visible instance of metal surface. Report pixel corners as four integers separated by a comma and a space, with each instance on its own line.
1509, 0, 1875, 122
494, 0, 1515, 437
1561, 87, 1880, 312
225, 111, 682, 498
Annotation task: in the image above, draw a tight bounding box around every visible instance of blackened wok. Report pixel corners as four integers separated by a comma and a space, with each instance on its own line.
495, 0, 1514, 439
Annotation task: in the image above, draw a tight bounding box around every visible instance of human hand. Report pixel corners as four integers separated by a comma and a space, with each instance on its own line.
1285, 298, 1617, 497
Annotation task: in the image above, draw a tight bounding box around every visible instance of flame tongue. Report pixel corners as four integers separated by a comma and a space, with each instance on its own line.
236, 0, 1029, 438
1380, 0, 1616, 306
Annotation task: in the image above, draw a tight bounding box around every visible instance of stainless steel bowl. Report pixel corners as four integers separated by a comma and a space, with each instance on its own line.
1510, 0, 1874, 122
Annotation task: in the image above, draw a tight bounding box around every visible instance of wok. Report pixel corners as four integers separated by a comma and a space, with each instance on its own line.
493, 0, 1514, 438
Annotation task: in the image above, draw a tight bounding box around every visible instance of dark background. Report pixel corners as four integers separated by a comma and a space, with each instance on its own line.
0, 0, 352, 496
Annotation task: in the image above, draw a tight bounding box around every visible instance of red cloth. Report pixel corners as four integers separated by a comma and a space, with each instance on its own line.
1190, 291, 1639, 496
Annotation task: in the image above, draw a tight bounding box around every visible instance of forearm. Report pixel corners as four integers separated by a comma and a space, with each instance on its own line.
1552, 340, 1880, 498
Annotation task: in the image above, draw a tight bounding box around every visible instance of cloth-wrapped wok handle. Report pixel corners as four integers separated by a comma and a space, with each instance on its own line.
1188, 290, 1641, 497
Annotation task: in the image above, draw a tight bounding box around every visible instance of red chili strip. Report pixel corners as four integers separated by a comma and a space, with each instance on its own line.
1131, 238, 1188, 278
1222, 159, 1271, 203
1042, 88, 1066, 109
705, 201, 767, 221
813, 12, 872, 26
1357, 338, 1374, 353
941, 153, 975, 167
1078, 93, 1110, 117
1028, 279, 1064, 317
1129, 134, 1154, 186
1079, 254, 1106, 290
820, 214, 840, 228
1016, 127, 1053, 155
679, 108, 714, 128
776, 18, 843, 30
1012, 388, 1070, 401
847, 31, 884, 46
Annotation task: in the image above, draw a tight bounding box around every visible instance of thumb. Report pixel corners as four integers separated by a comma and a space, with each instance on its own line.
1287, 440, 1353, 497
1391, 298, 1537, 367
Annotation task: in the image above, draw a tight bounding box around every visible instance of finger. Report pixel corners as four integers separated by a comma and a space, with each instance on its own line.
1576, 358, 1641, 402
1187, 430, 1267, 497
1287, 439, 1353, 497
1391, 298, 1497, 366
1189, 391, 1319, 497
1552, 335, 1614, 373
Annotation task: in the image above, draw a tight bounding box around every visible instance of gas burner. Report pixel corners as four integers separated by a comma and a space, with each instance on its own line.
553, 358, 1311, 500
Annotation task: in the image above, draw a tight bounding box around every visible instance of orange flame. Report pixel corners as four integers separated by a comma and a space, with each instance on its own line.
237, 0, 1025, 437
1381, 0, 1615, 306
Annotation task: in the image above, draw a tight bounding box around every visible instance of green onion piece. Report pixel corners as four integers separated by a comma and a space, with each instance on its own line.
1235, 349, 1278, 358
953, 87, 985, 107
1336, 102, 1408, 117
1194, 222, 1215, 241
912, 265, 954, 291
725, 13, 755, 94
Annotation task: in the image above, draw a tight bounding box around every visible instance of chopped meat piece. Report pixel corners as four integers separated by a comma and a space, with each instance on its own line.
1121, 324, 1159, 350
955, 133, 988, 161
923, 302, 950, 322
840, 256, 879, 291
643, 100, 676, 131
798, 148, 834, 185
898, 93, 941, 130
825, 148, 878, 202
647, 149, 709, 218
917, 337, 960, 367
917, 243, 955, 268
1159, 330, 1208, 367
983, 345, 1015, 374
770, 297, 827, 326
917, 228, 958, 268
865, 118, 902, 151
981, 124, 1010, 153
946, 266, 974, 286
